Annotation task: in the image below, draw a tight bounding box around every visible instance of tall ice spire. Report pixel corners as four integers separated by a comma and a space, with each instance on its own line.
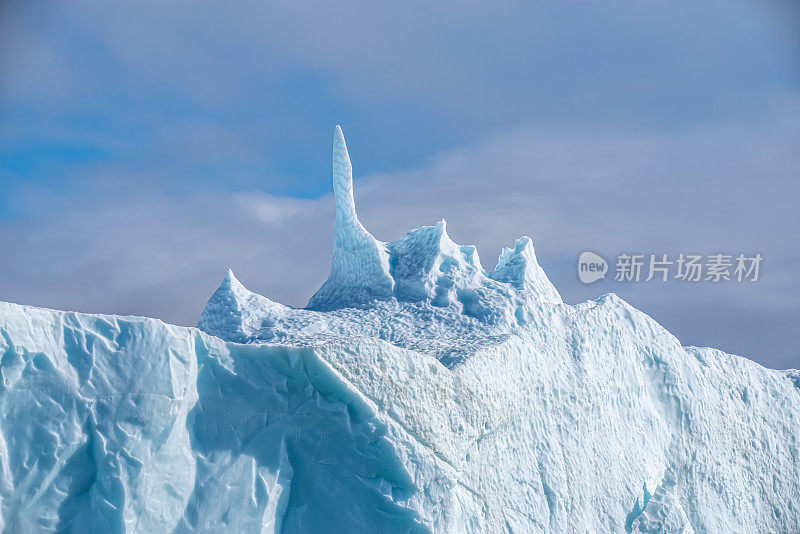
332, 125, 358, 228
306, 125, 394, 310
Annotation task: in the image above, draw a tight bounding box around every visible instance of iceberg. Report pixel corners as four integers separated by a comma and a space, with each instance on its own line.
0, 127, 798, 533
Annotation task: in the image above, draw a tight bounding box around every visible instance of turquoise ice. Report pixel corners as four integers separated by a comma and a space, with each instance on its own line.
0, 128, 798, 533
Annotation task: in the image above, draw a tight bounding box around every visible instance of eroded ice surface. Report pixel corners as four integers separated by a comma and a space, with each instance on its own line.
1, 127, 799, 533
198, 125, 561, 366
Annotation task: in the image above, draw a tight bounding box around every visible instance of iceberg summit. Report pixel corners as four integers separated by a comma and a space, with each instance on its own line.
0, 127, 798, 533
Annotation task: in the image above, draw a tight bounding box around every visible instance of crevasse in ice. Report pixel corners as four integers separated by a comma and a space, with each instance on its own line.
0, 126, 798, 533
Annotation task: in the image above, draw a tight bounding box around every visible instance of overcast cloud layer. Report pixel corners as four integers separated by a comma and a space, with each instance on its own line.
1, 1, 798, 368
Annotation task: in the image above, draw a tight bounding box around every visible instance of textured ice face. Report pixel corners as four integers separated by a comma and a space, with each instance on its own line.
1, 127, 799, 533
190, 128, 800, 533
0, 303, 436, 533
3, 297, 799, 533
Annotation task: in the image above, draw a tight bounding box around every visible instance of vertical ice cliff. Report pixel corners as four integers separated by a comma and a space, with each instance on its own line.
0, 303, 437, 533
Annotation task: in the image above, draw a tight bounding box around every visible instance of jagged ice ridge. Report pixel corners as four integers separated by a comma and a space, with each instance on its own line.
0, 127, 798, 533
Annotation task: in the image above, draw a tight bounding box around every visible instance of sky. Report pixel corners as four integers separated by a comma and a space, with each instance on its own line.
1, 0, 798, 369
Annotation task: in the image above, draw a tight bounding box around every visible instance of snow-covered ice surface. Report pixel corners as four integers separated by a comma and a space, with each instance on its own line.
1, 127, 799, 533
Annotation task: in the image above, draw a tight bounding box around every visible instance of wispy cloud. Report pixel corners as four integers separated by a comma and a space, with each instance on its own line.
235, 193, 320, 225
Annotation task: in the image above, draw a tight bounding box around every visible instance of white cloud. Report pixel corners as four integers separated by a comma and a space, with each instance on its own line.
235, 193, 321, 225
